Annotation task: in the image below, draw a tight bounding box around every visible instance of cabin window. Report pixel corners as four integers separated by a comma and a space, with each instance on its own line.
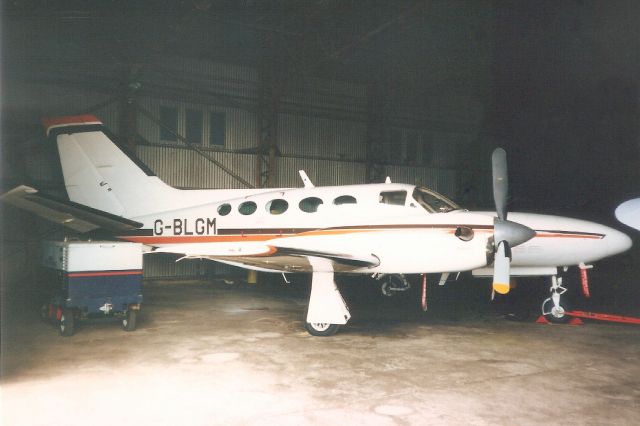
217, 203, 231, 216
299, 197, 323, 213
160, 106, 178, 141
238, 201, 257, 215
266, 199, 288, 215
379, 191, 407, 206
333, 195, 357, 205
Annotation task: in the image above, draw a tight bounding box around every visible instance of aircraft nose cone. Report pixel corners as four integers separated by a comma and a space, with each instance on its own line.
605, 227, 632, 256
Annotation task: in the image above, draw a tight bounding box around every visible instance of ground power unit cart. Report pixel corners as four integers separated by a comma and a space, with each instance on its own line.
40, 240, 144, 336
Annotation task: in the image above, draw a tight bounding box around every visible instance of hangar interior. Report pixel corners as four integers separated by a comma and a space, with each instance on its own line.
1, 1, 639, 425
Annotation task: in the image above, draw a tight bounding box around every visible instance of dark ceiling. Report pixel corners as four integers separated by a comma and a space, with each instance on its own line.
2, 0, 494, 101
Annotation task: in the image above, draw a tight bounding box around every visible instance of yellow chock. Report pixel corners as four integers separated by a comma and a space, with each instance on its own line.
247, 270, 258, 285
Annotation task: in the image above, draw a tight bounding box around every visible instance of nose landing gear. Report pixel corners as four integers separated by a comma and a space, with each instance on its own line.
541, 275, 571, 323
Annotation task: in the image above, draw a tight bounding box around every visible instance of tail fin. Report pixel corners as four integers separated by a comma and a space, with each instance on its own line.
43, 115, 176, 218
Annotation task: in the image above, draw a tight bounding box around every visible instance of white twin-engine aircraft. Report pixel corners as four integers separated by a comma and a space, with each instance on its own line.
2, 115, 633, 335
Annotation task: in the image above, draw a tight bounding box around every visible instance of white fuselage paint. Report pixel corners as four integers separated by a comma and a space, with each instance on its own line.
119, 183, 632, 275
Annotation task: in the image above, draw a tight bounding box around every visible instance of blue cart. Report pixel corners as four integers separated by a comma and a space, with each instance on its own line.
40, 240, 144, 336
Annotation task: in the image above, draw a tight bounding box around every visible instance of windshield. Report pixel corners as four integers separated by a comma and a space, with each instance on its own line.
412, 187, 460, 213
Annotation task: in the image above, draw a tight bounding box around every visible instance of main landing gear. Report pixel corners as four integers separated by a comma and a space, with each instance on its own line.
305, 257, 351, 337
541, 275, 571, 324
377, 274, 411, 297
305, 322, 341, 337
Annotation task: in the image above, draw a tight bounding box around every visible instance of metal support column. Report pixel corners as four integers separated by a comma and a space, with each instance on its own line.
256, 34, 282, 189
365, 78, 389, 183
118, 65, 141, 152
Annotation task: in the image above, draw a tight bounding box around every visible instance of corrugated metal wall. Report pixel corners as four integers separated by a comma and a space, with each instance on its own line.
5, 58, 489, 280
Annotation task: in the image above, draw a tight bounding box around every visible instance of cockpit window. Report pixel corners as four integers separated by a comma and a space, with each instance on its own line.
379, 191, 407, 206
412, 187, 459, 213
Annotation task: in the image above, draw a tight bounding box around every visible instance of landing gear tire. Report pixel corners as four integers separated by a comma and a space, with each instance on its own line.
381, 281, 394, 297
379, 274, 410, 297
59, 309, 75, 336
542, 297, 571, 324
122, 309, 137, 332
305, 322, 340, 337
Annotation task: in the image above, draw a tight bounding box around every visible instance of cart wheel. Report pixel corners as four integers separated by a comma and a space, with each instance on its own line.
122, 309, 137, 331
59, 309, 75, 336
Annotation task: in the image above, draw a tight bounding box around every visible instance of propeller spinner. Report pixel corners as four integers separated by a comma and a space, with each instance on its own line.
491, 148, 536, 294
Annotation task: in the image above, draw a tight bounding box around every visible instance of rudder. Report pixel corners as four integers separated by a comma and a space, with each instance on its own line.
44, 115, 176, 218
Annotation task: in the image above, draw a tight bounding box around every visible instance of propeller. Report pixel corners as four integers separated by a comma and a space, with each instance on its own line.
490, 148, 536, 294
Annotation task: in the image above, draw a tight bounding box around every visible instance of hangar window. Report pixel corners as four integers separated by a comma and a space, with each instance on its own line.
333, 195, 357, 205
238, 201, 257, 215
299, 197, 323, 213
186, 109, 203, 145
160, 106, 178, 141
210, 112, 226, 147
217, 203, 231, 216
379, 191, 407, 206
266, 199, 288, 215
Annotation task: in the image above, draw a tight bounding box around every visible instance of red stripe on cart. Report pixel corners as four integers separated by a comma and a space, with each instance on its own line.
67, 270, 143, 278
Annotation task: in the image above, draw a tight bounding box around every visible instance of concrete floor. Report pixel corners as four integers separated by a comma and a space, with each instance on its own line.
2, 279, 639, 425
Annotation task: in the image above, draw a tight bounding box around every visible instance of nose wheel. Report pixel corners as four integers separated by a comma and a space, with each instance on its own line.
541, 275, 571, 324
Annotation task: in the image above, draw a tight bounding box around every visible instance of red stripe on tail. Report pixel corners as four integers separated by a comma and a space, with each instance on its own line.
42, 115, 102, 133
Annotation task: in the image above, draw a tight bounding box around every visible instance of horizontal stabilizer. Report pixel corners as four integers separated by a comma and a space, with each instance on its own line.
1, 185, 143, 233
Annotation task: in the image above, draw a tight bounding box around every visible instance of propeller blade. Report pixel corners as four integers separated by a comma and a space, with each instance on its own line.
492, 148, 508, 221
493, 241, 511, 294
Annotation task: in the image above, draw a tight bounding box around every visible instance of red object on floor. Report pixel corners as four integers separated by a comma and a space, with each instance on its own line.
535, 315, 550, 324
536, 311, 640, 325
535, 315, 583, 325
566, 310, 640, 325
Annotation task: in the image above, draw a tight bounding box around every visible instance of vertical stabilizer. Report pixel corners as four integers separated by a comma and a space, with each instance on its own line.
44, 115, 176, 218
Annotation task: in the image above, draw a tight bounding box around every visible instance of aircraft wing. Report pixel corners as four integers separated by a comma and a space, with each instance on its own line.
152, 242, 380, 272
272, 246, 380, 268
1, 185, 143, 233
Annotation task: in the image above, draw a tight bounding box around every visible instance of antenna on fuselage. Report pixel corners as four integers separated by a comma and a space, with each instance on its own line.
385, 176, 392, 184
298, 170, 315, 188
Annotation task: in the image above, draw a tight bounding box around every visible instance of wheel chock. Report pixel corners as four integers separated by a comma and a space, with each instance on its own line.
535, 315, 583, 325
535, 315, 550, 324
